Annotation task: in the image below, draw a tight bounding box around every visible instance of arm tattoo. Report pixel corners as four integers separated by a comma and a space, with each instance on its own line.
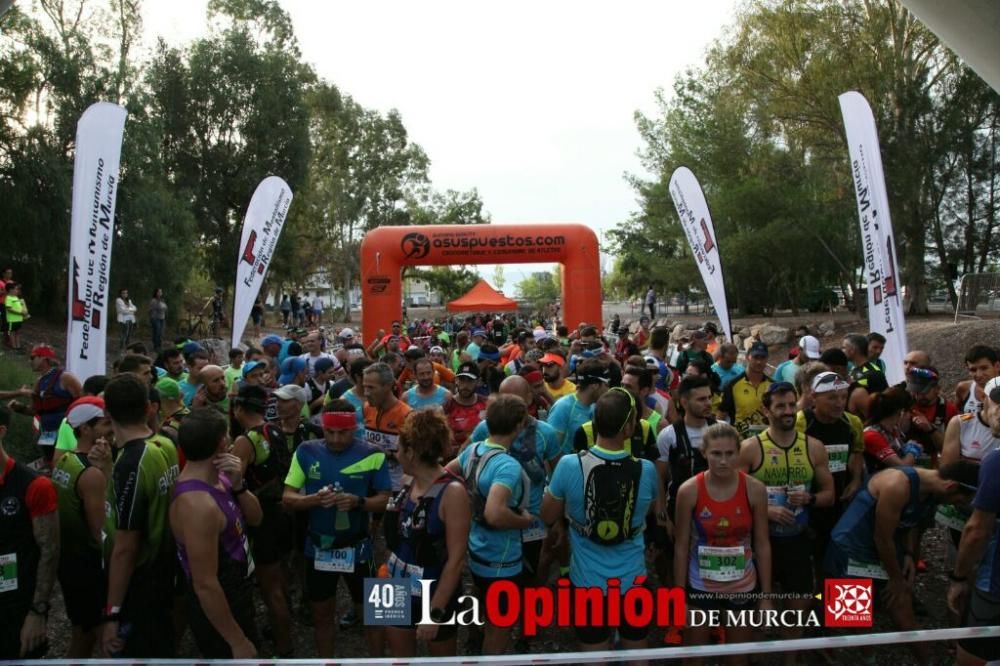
31, 512, 60, 605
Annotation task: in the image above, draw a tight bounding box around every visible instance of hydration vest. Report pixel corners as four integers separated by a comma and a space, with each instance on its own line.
461, 444, 529, 526
566, 450, 644, 546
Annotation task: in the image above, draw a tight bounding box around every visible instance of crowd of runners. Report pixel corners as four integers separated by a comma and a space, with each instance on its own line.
1, 313, 999, 665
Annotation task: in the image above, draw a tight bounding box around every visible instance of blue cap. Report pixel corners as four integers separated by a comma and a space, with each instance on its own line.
749, 341, 769, 357
262, 335, 283, 347
314, 357, 336, 374
181, 341, 205, 357
242, 360, 265, 378
472, 329, 486, 338
278, 356, 307, 384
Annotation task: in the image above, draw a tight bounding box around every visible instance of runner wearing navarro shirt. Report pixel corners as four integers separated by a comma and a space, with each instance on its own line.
446, 395, 533, 656
719, 341, 772, 438
99, 374, 174, 658
283, 400, 391, 658
171, 409, 261, 659
362, 363, 412, 491
738, 381, 833, 652
542, 389, 658, 656
385, 409, 470, 658
674, 423, 771, 652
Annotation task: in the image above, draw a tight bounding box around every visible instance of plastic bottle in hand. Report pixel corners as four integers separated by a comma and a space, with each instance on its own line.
333, 482, 350, 531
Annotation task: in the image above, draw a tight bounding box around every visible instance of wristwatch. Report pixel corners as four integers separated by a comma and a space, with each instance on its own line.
29, 601, 50, 617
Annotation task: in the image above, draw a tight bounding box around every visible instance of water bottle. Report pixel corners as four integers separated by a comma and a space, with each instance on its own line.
333, 482, 350, 531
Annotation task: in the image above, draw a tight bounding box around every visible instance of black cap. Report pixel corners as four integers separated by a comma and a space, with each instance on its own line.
456, 362, 480, 380
234, 384, 268, 410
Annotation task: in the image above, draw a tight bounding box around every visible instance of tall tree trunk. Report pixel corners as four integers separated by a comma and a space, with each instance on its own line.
904, 207, 929, 314
341, 264, 352, 322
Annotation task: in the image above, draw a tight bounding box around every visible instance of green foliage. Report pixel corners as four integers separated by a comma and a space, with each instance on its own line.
517, 270, 561, 306
617, 0, 1000, 315
0, 357, 38, 462
407, 267, 481, 302
0, 0, 493, 327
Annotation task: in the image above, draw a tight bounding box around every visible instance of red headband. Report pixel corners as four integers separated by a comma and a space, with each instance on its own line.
522, 370, 543, 385
322, 411, 357, 430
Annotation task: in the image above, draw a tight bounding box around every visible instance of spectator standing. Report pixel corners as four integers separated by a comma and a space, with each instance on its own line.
115, 289, 137, 350
251, 298, 264, 339
645, 285, 657, 320
4, 282, 28, 351
312, 294, 324, 325
279, 295, 291, 326
149, 288, 167, 352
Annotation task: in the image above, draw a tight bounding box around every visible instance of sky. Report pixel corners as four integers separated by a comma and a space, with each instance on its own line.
142, 0, 740, 292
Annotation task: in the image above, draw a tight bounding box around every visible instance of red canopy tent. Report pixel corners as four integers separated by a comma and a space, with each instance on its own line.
447, 279, 518, 312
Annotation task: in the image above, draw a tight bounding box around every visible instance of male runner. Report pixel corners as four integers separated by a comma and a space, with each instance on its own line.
444, 362, 487, 453
540, 351, 575, 401
545, 359, 610, 455
171, 408, 260, 658
719, 341, 772, 437
53, 398, 111, 657
402, 358, 450, 410
283, 400, 391, 657
956, 345, 1000, 414
738, 382, 834, 664
99, 374, 174, 657
362, 362, 412, 491
0, 404, 58, 660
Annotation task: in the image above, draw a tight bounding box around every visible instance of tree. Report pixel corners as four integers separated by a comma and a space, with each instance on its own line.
145, 0, 313, 294
517, 270, 561, 306
492, 265, 505, 293
615, 0, 999, 315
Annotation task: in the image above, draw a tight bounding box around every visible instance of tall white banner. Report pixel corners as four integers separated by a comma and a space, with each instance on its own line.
232, 176, 293, 347
839, 91, 908, 385
66, 102, 128, 380
668, 166, 733, 341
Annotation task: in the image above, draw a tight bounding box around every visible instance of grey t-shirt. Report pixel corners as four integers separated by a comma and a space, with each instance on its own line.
656, 422, 707, 463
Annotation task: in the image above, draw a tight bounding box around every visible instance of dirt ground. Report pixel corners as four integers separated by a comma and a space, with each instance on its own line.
2, 311, 996, 663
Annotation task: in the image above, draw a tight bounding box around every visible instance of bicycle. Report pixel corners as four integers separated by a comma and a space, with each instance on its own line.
180, 312, 208, 339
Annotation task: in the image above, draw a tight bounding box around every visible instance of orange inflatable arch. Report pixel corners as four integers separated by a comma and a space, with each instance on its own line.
359, 224, 602, 343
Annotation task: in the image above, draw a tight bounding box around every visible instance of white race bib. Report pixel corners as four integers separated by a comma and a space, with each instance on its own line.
935, 504, 969, 532
825, 444, 849, 474
698, 545, 746, 582
388, 552, 425, 596
37, 430, 57, 446
846, 558, 889, 580
314, 546, 355, 573
522, 517, 547, 543
0, 553, 17, 593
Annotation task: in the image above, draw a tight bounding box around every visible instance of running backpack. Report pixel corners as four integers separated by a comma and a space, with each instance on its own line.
461, 445, 529, 526
567, 450, 644, 546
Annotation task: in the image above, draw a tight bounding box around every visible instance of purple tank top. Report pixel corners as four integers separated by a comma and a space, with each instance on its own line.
173, 475, 251, 579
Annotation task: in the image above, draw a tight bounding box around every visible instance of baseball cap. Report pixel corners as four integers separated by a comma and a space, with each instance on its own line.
429, 345, 445, 354
798, 335, 821, 360
691, 330, 708, 341
811, 371, 849, 394
66, 396, 105, 428
273, 384, 308, 403
278, 356, 307, 385
242, 360, 265, 378
314, 357, 336, 374
703, 322, 719, 335
30, 345, 57, 360
906, 366, 940, 394
456, 362, 480, 380
472, 329, 486, 338
749, 341, 769, 358
261, 335, 283, 347
539, 353, 565, 367
533, 327, 547, 341
643, 355, 660, 369
766, 381, 796, 395
576, 364, 611, 386
155, 377, 181, 400
182, 341, 205, 357
478, 347, 501, 363
339, 327, 355, 339
986, 376, 1000, 404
